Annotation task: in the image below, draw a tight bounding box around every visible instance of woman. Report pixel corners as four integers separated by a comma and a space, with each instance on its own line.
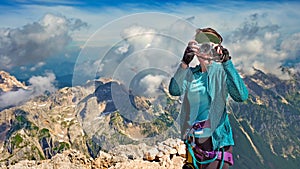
169, 28, 248, 169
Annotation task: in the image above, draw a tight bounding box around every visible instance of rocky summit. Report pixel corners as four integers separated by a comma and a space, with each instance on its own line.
0, 139, 186, 169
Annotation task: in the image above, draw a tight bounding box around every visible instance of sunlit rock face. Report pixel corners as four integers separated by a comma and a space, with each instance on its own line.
0, 71, 27, 92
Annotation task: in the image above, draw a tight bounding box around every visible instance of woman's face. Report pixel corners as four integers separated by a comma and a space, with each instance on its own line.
197, 54, 212, 65
196, 42, 222, 65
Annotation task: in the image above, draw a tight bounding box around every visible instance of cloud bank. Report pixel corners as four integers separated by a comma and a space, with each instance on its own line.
0, 13, 87, 70
75, 10, 300, 96
221, 13, 300, 79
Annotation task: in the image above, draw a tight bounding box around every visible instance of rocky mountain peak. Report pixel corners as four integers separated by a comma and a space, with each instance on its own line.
0, 71, 27, 92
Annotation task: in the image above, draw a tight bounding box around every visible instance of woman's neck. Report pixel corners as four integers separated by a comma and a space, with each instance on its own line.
200, 62, 208, 72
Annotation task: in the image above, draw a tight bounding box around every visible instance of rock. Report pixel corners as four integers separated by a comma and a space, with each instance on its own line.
144, 147, 159, 161
1, 138, 186, 169
93, 151, 113, 169
156, 151, 164, 158
159, 154, 172, 168
171, 156, 185, 169
3, 149, 91, 169
177, 142, 186, 158
110, 143, 151, 160
0, 71, 27, 92
110, 160, 161, 169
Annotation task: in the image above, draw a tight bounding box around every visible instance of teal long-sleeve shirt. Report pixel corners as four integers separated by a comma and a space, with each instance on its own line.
169, 60, 248, 150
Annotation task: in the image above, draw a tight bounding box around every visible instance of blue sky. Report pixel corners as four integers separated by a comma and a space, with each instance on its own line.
0, 0, 300, 82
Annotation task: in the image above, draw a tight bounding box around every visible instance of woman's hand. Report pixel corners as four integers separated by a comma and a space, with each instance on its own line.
181, 40, 200, 66
215, 45, 231, 63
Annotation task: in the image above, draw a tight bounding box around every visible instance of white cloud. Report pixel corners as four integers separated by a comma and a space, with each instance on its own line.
139, 74, 167, 97
221, 13, 298, 79
75, 7, 300, 88
73, 14, 193, 85
121, 25, 157, 49
30, 62, 46, 71
105, 21, 191, 87
28, 72, 56, 94
0, 13, 87, 70
281, 33, 300, 58
2, 1, 299, 81
115, 43, 130, 55
0, 73, 57, 109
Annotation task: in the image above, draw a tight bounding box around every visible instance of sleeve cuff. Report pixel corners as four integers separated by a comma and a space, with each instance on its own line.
222, 60, 234, 69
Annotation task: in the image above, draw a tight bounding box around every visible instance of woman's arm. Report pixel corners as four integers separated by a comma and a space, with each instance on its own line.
222, 60, 248, 102
169, 62, 189, 96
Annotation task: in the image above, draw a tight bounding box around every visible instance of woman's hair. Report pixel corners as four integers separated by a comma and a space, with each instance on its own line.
196, 28, 223, 44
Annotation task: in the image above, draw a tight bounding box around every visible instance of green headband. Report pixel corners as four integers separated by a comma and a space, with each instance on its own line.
195, 32, 221, 44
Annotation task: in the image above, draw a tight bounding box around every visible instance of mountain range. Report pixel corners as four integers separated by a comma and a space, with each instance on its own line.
0, 68, 299, 169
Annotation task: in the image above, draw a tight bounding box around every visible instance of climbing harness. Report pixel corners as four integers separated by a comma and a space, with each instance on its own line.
183, 120, 234, 169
